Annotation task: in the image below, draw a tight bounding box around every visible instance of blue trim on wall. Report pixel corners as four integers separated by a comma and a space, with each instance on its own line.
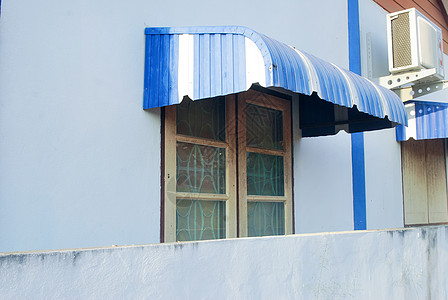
351, 132, 367, 230
348, 0, 361, 75
348, 0, 367, 230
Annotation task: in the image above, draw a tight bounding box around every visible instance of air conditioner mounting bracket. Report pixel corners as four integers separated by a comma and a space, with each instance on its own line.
376, 68, 438, 89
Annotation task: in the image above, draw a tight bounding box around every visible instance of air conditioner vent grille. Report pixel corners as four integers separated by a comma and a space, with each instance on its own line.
392, 12, 412, 68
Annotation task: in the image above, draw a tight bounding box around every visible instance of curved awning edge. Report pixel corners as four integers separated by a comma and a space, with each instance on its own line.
143, 26, 407, 132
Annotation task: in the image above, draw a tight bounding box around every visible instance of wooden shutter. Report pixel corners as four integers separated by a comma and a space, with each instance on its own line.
402, 139, 448, 225
426, 140, 448, 223
402, 140, 429, 225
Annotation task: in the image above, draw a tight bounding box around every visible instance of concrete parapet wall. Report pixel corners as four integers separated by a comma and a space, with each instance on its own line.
1, 226, 447, 299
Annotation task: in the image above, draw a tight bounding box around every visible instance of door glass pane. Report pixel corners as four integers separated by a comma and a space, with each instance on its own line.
248, 202, 285, 237
246, 103, 283, 150
177, 97, 225, 141
247, 152, 284, 196
177, 142, 226, 194
176, 199, 226, 241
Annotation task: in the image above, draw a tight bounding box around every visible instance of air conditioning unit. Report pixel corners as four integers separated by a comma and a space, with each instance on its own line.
387, 8, 444, 79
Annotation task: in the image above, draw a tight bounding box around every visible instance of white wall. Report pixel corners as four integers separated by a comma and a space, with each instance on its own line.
293, 0, 408, 234
364, 129, 404, 229
0, 0, 164, 250
293, 128, 354, 233
0, 0, 350, 251
1, 226, 447, 299
359, 0, 390, 79
359, 0, 405, 229
293, 95, 354, 234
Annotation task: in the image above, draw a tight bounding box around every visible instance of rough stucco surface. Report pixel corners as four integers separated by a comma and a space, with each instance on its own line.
1, 226, 447, 299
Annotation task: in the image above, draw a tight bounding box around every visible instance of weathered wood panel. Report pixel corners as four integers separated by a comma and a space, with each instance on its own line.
402, 140, 429, 225
373, 0, 448, 54
402, 139, 448, 225
426, 139, 448, 223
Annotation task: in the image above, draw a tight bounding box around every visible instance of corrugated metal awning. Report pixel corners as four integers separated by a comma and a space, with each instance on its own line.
396, 100, 448, 141
143, 26, 407, 136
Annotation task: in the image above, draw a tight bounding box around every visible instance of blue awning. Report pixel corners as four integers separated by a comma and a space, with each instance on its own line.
396, 100, 448, 141
143, 26, 407, 136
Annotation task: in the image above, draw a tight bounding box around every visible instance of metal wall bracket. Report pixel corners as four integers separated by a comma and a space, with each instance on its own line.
410, 80, 448, 98
392, 80, 448, 101
376, 68, 437, 89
